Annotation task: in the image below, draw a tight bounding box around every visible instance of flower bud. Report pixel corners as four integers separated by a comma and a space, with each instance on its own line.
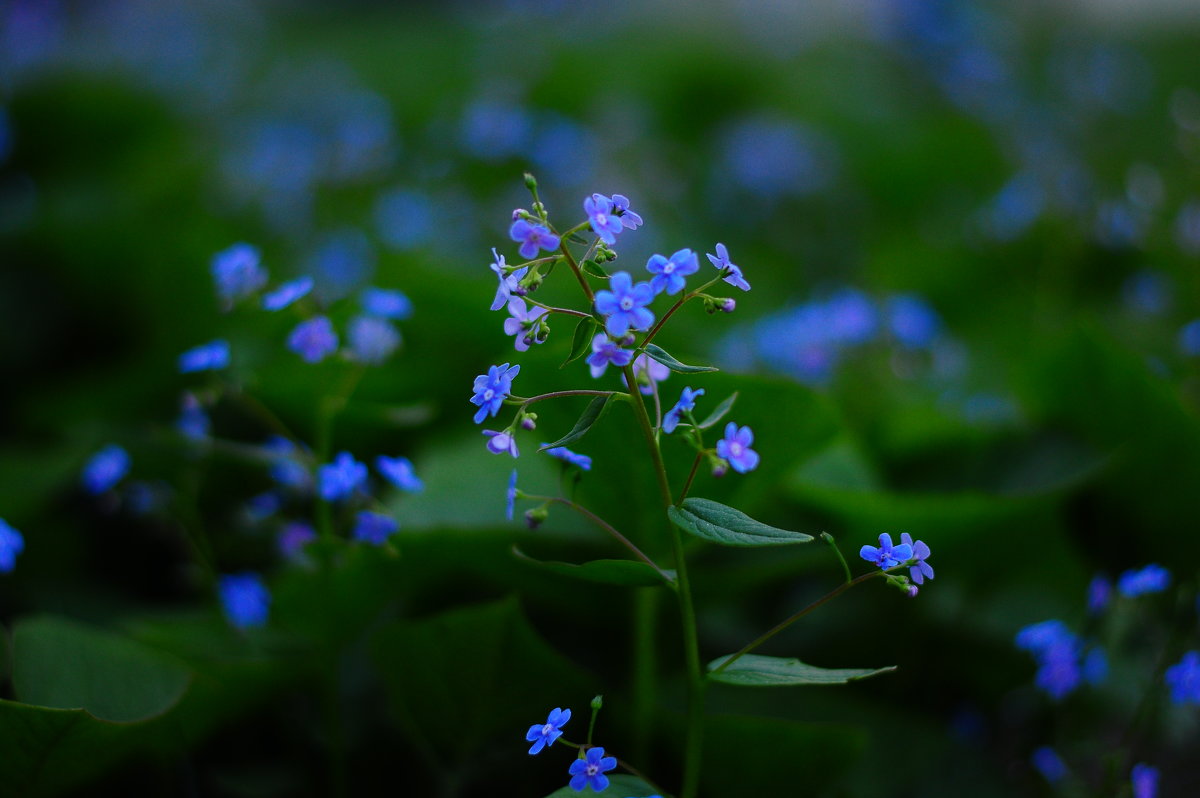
710, 458, 729, 478
905, 585, 920, 599
720, 297, 736, 313
523, 172, 538, 191
520, 412, 538, 431
524, 506, 549, 529
590, 694, 604, 710
618, 333, 637, 347
512, 208, 529, 221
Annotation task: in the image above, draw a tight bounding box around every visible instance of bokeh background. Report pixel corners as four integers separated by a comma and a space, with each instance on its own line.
2, 0, 1199, 795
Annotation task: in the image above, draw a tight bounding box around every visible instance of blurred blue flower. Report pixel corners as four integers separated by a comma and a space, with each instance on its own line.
1121, 270, 1171, 316
525, 707, 570, 755
1174, 201, 1200, 255
360, 287, 412, 320
543, 446, 591, 471
1015, 620, 1075, 655
82, 445, 130, 495
377, 456, 423, 493
0, 518, 25, 573
219, 572, 270, 629
460, 98, 532, 160
1117, 564, 1170, 597
509, 219, 560, 260
471, 363, 520, 424
627, 354, 670, 396
716, 423, 759, 474
663, 387, 705, 434
1165, 651, 1200, 705
318, 452, 368, 502
1177, 319, 1200, 357
244, 492, 282, 523
278, 521, 317, 561
1087, 574, 1112, 614
859, 532, 913, 570
718, 117, 836, 198
981, 173, 1044, 241
262, 277, 314, 311
1082, 648, 1107, 685
1131, 764, 1159, 798
308, 228, 376, 299
1031, 746, 1067, 785
211, 243, 267, 307
595, 272, 655, 337
506, 469, 518, 521
587, 334, 634, 379
265, 436, 312, 492
646, 249, 699, 296
176, 392, 210, 441
288, 316, 339, 363
886, 295, 941, 349
375, 188, 436, 252
352, 511, 398, 545
346, 315, 400, 364
178, 339, 230, 373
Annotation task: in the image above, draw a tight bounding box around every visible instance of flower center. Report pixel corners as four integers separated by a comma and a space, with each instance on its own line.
595, 213, 608, 225
541, 723, 554, 736
619, 297, 634, 311
730, 442, 743, 456
586, 764, 599, 776
483, 389, 494, 401
663, 262, 675, 273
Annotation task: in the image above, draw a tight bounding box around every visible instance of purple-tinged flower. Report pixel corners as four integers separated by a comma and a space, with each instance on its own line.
1031, 746, 1068, 784
484, 429, 519, 458
1165, 651, 1200, 705
318, 452, 368, 501
1035, 642, 1082, 700
503, 298, 549, 353
353, 511, 399, 545
587, 334, 634, 378
1117, 564, 1170, 597
471, 363, 520, 424
262, 276, 314, 311
568, 746, 617, 792
543, 446, 592, 470
1131, 763, 1159, 798
610, 194, 642, 229
178, 339, 230, 373
525, 706, 570, 755
219, 572, 270, 629
706, 243, 750, 291
377, 456, 422, 492
0, 519, 25, 573
625, 353, 670, 396
278, 521, 317, 560
1087, 574, 1112, 614
211, 243, 267, 307
288, 316, 339, 363
585, 194, 623, 245
509, 219, 560, 259
346, 315, 401, 364
594, 271, 655, 337
176, 393, 210, 441
82, 444, 131, 495
265, 436, 312, 492
716, 422, 759, 474
646, 249, 699, 296
489, 248, 529, 311
858, 532, 913, 570
506, 469, 519, 521
899, 532, 934, 584
360, 287, 412, 320
663, 387, 705, 434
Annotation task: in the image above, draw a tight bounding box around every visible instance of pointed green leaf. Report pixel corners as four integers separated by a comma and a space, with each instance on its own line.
567, 232, 588, 244
513, 547, 675, 587
563, 316, 599, 368
707, 654, 896, 687
581, 258, 609, 279
697, 391, 738, 430
539, 394, 612, 450
668, 498, 814, 547
643, 343, 718, 374
544, 774, 658, 797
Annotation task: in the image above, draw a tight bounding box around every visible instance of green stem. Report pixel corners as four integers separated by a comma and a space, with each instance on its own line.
521, 295, 591, 318
821, 533, 853, 584
558, 240, 595, 302
677, 452, 704, 506
631, 588, 658, 765
639, 276, 723, 350
523, 494, 672, 582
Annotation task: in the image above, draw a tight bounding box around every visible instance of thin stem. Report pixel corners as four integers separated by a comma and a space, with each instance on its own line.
640, 275, 723, 350
521, 296, 591, 318
516, 389, 622, 407
586, 699, 601, 746
558, 240, 595, 302
677, 452, 704, 506
523, 494, 672, 582
821, 532, 853, 584
631, 588, 658, 765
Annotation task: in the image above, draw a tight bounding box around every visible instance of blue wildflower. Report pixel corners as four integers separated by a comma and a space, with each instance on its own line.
376, 456, 423, 492
1179, 319, 1200, 356
503, 298, 549, 352
662, 387, 705, 434
176, 393, 210, 441
1122, 270, 1171, 316
1015, 620, 1075, 655
587, 334, 634, 378
483, 429, 519, 458
211, 243, 267, 307
277, 521, 317, 560
1087, 574, 1112, 614
1034, 642, 1082, 700
360, 287, 413, 320
646, 249, 699, 296
471, 363, 520, 424
219, 572, 271, 629
506, 469, 519, 521
610, 193, 642, 229
287, 316, 339, 363
1165, 651, 1200, 705
318, 452, 368, 501
509, 219, 560, 259
543, 446, 592, 470
1031, 746, 1068, 785
594, 271, 655, 337
1015, 620, 1093, 699
568, 747, 617, 792
1081, 648, 1107, 685
716, 422, 759, 474
886, 295, 941, 349
706, 243, 750, 291
585, 194, 623, 245
244, 492, 282, 523
0, 519, 25, 573
525, 707, 570, 755
352, 511, 398, 545
346, 315, 401, 364
900, 532, 934, 584
265, 436, 312, 492
178, 339, 230, 373
489, 248, 529, 311
1131, 764, 1159, 798
859, 532, 913, 570
82, 444, 131, 494
262, 276, 314, 311
1117, 564, 1170, 597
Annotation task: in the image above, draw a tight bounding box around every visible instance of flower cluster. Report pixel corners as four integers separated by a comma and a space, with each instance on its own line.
1014, 619, 1106, 700
858, 532, 934, 597
522, 706, 620, 793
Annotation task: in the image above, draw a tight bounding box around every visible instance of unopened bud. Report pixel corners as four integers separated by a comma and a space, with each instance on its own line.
520, 413, 538, 431
512, 208, 529, 221
711, 459, 729, 478
523, 172, 538, 191
905, 586, 919, 599
720, 298, 736, 313
590, 694, 604, 710
618, 333, 636, 347
524, 506, 549, 529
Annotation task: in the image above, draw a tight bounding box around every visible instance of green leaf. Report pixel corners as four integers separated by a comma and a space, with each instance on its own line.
703, 714, 866, 795
697, 391, 738, 430
580, 258, 609, 278
562, 316, 599, 368
544, 774, 658, 797
539, 394, 612, 450
707, 654, 895, 686
513, 547, 675, 587
567, 232, 588, 244
667, 498, 814, 547
643, 343, 718, 374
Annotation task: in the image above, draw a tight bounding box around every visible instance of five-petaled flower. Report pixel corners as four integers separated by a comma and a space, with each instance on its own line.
0, 519, 25, 573
525, 707, 570, 755
490, 248, 529, 311
318, 452, 368, 501
212, 243, 268, 307
706, 243, 750, 291
510, 219, 560, 259
663, 387, 705, 434
646, 248, 699, 296
858, 532, 913, 570
716, 422, 759, 474
503, 299, 549, 352
568, 746, 617, 792
587, 334, 634, 378
471, 363, 520, 424
594, 271, 655, 337
900, 533, 934, 584
585, 194, 624, 245
288, 316, 339, 363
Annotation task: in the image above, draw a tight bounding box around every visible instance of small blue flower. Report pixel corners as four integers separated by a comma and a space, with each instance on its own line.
1117, 564, 1170, 597
176, 393, 210, 442
353, 511, 399, 545
265, 436, 312, 492
82, 444, 131, 494
716, 422, 759, 474
360, 287, 413, 320
1081, 647, 1107, 685
262, 276, 314, 311
899, 532, 934, 584
1034, 642, 1082, 700
1015, 620, 1075, 655
0, 519, 25, 573
471, 363, 520, 424
886, 295, 941, 350
318, 452, 368, 501
585, 194, 623, 245
178, 340, 230, 373
1131, 763, 1159, 798
662, 387, 705, 434
510, 219, 560, 260
543, 446, 591, 470
503, 298, 549, 352
506, 469, 519, 521
706, 243, 750, 291
594, 271, 655, 337
1179, 319, 1200, 357
525, 706, 570, 755
346, 315, 401, 364
219, 572, 270, 629
288, 316, 339, 363
212, 243, 267, 307
858, 532, 913, 570
489, 248, 529, 311
646, 249, 699, 296
1087, 574, 1112, 614
1031, 746, 1067, 785
587, 334, 634, 378
1165, 651, 1200, 705
244, 492, 282, 523
568, 746, 617, 792
483, 429, 519, 458
376, 456, 422, 492
610, 194, 642, 230
277, 521, 317, 560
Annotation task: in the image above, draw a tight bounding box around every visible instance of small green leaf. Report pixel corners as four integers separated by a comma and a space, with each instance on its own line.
562, 316, 599, 368
697, 391, 738, 430
643, 343, 718, 374
667, 498, 814, 547
567, 232, 588, 244
580, 259, 609, 279
707, 654, 896, 687
539, 394, 611, 450
513, 547, 675, 587
544, 774, 658, 797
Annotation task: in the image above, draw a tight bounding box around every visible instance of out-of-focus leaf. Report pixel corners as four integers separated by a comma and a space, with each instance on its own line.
707, 653, 895, 687
668, 498, 814, 547
513, 546, 675, 587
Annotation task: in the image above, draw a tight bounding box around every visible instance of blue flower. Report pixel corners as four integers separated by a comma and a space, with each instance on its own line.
585, 194, 624, 245
503, 298, 549, 352
543, 446, 592, 470
489, 248, 529, 311
645, 249, 699, 296
610, 193, 642, 230
483, 429, 519, 458
1031, 746, 1067, 785
858, 532, 913, 570
1034, 642, 1082, 699
506, 469, 519, 520
178, 340, 230, 373
706, 243, 750, 291
886, 295, 941, 350
211, 243, 267, 306
1014, 620, 1094, 700
262, 276, 314, 311
899, 533, 934, 584
1117, 564, 1170, 597
1087, 574, 1112, 614
376, 456, 423, 492
1180, 319, 1200, 356
346, 315, 401, 364
471, 363, 520, 424
318, 452, 368, 501
82, 444, 131, 494
360, 287, 413, 320
1165, 651, 1200, 705
525, 706, 570, 755
176, 393, 210, 442
1082, 647, 1107, 685
1131, 763, 1159, 798
510, 219, 560, 260
0, 519, 25, 573
277, 521, 317, 560
1015, 620, 1075, 654
568, 747, 617, 792
662, 387, 705, 434
594, 271, 655, 337
219, 572, 270, 629
265, 436, 312, 492
288, 316, 339, 363
244, 492, 282, 523
353, 511, 399, 545
587, 334, 634, 378
716, 422, 759, 474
